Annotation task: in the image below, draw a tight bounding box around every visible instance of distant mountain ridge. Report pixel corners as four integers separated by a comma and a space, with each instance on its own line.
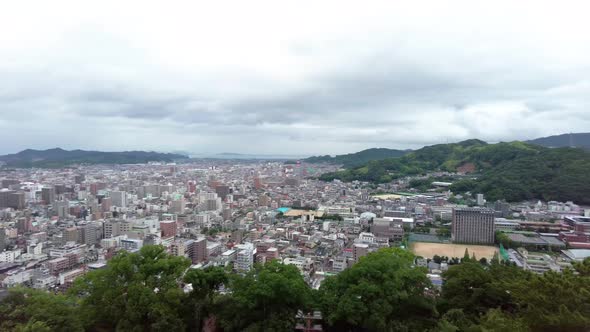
304, 148, 411, 168
0, 148, 188, 168
527, 132, 590, 150
320, 139, 590, 204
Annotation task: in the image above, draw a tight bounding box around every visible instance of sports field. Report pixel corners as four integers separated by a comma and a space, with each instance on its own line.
411, 242, 498, 259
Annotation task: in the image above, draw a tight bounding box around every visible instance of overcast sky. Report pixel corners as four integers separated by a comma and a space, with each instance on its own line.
1, 1, 589, 156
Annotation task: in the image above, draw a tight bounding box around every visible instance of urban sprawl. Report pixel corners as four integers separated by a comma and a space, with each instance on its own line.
1, 160, 589, 295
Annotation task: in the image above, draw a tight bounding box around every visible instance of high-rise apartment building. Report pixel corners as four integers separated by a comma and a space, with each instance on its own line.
103, 220, 131, 238
1, 179, 19, 188
80, 223, 101, 246
53, 200, 69, 219
109, 191, 127, 208
170, 198, 186, 214
0, 190, 25, 209
204, 198, 222, 211
0, 227, 6, 252
235, 243, 254, 272
215, 185, 230, 201
186, 237, 207, 264
169, 241, 186, 257
452, 207, 495, 244
63, 227, 79, 243
160, 220, 177, 238
477, 194, 485, 206
41, 187, 55, 205
54, 184, 67, 195
101, 197, 112, 212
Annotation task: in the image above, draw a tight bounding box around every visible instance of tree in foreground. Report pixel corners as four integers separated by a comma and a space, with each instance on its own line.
71, 245, 191, 331
0, 288, 83, 332
318, 248, 436, 331
182, 266, 228, 331
1, 245, 589, 331
509, 266, 590, 331
215, 260, 313, 331
438, 258, 590, 331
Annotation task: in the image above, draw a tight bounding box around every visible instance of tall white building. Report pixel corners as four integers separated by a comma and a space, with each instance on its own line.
110, 191, 127, 208
477, 194, 485, 206
235, 243, 254, 272
170, 198, 186, 214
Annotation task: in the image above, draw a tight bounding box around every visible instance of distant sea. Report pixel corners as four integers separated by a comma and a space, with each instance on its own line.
189, 153, 307, 160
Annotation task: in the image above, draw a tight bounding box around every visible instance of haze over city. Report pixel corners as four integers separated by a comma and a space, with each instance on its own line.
1, 1, 590, 155
2, 2, 590, 332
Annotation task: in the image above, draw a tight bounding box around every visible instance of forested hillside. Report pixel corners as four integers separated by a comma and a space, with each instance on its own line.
0, 148, 187, 168
320, 140, 590, 204
305, 148, 409, 168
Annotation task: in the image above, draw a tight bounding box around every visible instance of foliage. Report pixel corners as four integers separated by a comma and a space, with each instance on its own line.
320, 140, 590, 204
305, 148, 409, 168
0, 148, 187, 168
439, 258, 590, 331
318, 248, 437, 331
436, 228, 451, 238
440, 261, 528, 318
182, 267, 228, 331
70, 245, 191, 331
0, 288, 83, 332
409, 178, 435, 191
495, 231, 515, 249
215, 260, 313, 331
509, 268, 590, 331
2, 245, 589, 332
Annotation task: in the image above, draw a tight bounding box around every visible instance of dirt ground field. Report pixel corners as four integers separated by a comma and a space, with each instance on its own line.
411, 242, 498, 259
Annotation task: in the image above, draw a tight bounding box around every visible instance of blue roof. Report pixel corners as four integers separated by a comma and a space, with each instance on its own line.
277, 207, 291, 213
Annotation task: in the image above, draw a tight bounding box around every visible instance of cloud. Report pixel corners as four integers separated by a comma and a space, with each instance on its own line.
0, 1, 589, 155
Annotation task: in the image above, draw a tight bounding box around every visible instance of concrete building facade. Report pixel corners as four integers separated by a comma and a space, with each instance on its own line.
452, 207, 495, 244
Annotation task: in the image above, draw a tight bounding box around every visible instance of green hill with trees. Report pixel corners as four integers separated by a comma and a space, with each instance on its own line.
319, 139, 590, 204
305, 148, 410, 168
0, 148, 188, 168
1, 245, 589, 331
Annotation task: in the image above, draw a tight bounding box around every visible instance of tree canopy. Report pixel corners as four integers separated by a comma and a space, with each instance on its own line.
216, 260, 313, 331
1, 245, 589, 332
318, 248, 436, 331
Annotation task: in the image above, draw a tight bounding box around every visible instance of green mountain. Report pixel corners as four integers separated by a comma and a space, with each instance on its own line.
305, 148, 410, 168
320, 139, 590, 204
527, 132, 590, 150
0, 148, 188, 168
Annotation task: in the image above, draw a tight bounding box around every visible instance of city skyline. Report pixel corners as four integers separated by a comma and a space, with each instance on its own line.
1, 1, 590, 155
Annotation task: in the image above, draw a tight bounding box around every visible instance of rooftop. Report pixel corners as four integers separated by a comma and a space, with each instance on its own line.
562, 249, 590, 261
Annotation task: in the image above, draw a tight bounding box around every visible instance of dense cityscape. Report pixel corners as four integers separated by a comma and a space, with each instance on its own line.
2, 1, 590, 331
0, 144, 589, 330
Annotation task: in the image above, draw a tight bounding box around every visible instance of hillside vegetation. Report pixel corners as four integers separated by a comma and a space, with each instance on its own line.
305, 148, 410, 168
0, 148, 187, 168
320, 139, 590, 204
